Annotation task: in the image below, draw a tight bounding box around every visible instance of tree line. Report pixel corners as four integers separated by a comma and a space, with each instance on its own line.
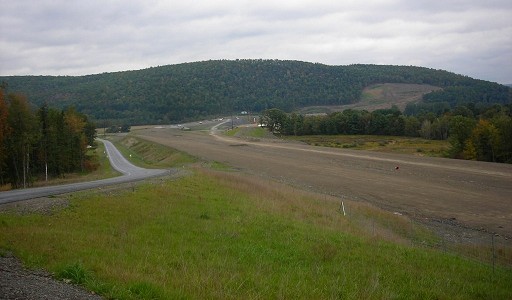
260, 103, 512, 163
0, 87, 97, 189
1, 60, 510, 125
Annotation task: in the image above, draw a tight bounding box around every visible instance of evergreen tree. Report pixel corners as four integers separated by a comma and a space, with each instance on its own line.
0, 87, 11, 185
5, 94, 38, 188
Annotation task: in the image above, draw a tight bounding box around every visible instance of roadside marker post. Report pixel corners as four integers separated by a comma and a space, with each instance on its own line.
339, 199, 346, 216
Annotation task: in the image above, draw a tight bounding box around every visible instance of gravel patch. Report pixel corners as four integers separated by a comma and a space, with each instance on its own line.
0, 197, 70, 215
0, 253, 102, 300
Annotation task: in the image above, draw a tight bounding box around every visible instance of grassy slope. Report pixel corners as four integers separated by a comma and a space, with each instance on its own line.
1, 136, 511, 299
0, 170, 511, 299
105, 134, 197, 168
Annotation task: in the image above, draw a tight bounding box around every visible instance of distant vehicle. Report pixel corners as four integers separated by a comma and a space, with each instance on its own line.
199, 121, 203, 124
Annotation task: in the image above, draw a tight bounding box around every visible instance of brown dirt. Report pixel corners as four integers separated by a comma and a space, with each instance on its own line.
298, 83, 441, 113
136, 127, 512, 242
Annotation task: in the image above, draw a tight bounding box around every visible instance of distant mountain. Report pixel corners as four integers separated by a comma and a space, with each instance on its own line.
1, 60, 510, 124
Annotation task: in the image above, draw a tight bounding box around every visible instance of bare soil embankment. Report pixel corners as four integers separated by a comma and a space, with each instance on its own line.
298, 83, 441, 114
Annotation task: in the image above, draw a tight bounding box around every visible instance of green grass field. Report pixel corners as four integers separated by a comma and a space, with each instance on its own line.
287, 135, 450, 157
1, 169, 511, 299
1, 136, 511, 299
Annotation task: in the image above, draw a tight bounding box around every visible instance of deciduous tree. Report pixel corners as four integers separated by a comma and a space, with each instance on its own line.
470, 119, 500, 162
260, 108, 288, 133
448, 116, 476, 158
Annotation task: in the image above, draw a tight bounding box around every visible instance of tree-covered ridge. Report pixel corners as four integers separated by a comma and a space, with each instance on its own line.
1, 60, 510, 125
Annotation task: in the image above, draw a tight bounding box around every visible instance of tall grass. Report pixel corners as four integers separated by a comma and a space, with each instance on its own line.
1, 169, 511, 299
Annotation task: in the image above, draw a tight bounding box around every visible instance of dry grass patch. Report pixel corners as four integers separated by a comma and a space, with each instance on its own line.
288, 135, 450, 157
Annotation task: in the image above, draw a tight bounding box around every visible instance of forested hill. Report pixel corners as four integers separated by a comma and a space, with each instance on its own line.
1, 60, 510, 125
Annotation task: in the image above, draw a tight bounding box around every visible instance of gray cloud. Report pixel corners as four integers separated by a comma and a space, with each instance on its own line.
1, 0, 511, 83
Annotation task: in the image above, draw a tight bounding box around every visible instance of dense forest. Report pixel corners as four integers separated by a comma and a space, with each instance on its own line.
260, 103, 512, 163
1, 60, 510, 125
0, 87, 96, 189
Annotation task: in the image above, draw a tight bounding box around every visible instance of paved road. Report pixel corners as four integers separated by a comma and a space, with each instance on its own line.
138, 123, 512, 237
0, 139, 169, 204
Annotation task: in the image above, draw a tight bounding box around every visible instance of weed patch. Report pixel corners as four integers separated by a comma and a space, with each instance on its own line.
206, 161, 233, 171
128, 281, 163, 299
57, 262, 90, 284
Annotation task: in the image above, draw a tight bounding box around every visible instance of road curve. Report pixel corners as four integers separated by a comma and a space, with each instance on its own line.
0, 139, 169, 204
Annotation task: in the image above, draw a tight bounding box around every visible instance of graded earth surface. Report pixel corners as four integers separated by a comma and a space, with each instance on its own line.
136, 122, 512, 240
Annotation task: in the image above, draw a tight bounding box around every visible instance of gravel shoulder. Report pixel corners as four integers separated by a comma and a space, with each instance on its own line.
0, 253, 102, 300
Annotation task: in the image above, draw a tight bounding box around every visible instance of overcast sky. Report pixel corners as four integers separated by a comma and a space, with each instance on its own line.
1, 0, 511, 84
